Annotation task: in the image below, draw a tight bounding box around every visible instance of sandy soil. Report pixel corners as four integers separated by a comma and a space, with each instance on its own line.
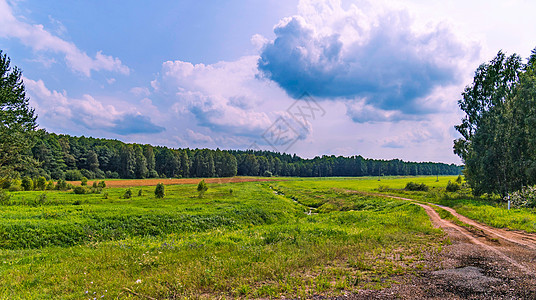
346, 195, 536, 299
68, 177, 279, 188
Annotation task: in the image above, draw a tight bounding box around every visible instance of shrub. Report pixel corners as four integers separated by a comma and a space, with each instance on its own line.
34, 193, 48, 205
46, 181, 55, 190
138, 189, 143, 196
0, 191, 12, 205
148, 170, 159, 178
56, 179, 68, 190
98, 180, 106, 188
21, 176, 33, 191
92, 181, 98, 188
80, 169, 95, 179
80, 177, 88, 186
50, 169, 65, 180
1, 178, 12, 189
197, 180, 208, 198
73, 186, 87, 194
404, 182, 429, 192
155, 183, 165, 198
263, 170, 273, 177
65, 170, 83, 181
94, 169, 106, 179
106, 171, 119, 179
455, 175, 463, 184
508, 185, 536, 208
123, 188, 132, 199
103, 192, 109, 199
36, 176, 47, 190
446, 181, 461, 193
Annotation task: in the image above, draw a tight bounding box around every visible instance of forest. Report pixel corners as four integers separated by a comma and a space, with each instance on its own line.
20, 130, 462, 181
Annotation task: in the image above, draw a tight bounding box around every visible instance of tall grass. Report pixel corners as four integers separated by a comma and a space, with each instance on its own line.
0, 179, 446, 298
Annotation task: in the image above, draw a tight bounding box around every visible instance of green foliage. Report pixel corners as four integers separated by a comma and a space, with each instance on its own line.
138, 189, 143, 196
98, 180, 106, 188
508, 185, 536, 208
0, 190, 11, 205
55, 179, 68, 190
36, 176, 46, 190
445, 181, 461, 193
1, 177, 12, 189
123, 188, 132, 199
404, 182, 429, 191
21, 176, 33, 191
454, 48, 536, 196
155, 183, 165, 198
455, 175, 463, 184
65, 169, 82, 181
0, 50, 38, 178
263, 170, 273, 177
80, 177, 88, 186
92, 181, 98, 188
197, 179, 208, 197
73, 186, 87, 194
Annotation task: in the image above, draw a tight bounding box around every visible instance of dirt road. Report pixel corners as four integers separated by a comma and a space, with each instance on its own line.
352, 194, 536, 299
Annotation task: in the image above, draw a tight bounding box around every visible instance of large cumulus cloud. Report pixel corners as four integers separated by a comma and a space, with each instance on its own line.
258, 0, 477, 114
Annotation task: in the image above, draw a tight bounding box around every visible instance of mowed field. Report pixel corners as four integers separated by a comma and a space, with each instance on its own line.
3, 175, 534, 298
67, 176, 279, 188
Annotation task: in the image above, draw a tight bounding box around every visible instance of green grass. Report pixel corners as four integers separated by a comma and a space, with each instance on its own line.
0, 179, 445, 299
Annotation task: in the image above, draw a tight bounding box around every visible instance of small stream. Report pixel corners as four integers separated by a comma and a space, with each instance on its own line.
269, 185, 318, 215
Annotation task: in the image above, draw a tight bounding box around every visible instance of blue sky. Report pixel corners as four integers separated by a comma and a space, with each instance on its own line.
1, 0, 536, 163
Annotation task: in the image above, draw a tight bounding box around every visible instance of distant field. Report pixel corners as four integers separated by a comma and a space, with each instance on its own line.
67, 176, 280, 187
0, 176, 447, 299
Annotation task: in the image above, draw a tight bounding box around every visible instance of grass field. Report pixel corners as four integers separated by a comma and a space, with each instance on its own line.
0, 177, 448, 299
1, 175, 535, 298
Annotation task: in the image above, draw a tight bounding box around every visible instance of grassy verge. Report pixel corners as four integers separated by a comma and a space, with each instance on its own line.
0, 179, 445, 298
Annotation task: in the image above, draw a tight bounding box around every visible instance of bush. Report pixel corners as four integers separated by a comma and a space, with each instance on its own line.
21, 176, 33, 191
50, 169, 65, 180
263, 170, 273, 177
94, 169, 106, 179
65, 170, 83, 181
1, 178, 12, 189
92, 181, 98, 188
404, 182, 429, 191
197, 180, 208, 198
155, 183, 165, 198
80, 169, 95, 179
106, 171, 119, 179
123, 188, 132, 199
46, 181, 55, 190
508, 185, 536, 208
81, 177, 88, 186
446, 181, 461, 193
36, 176, 47, 190
0, 191, 12, 205
56, 179, 68, 190
98, 180, 106, 188
73, 186, 87, 194
148, 170, 159, 178
138, 189, 143, 196
455, 175, 463, 184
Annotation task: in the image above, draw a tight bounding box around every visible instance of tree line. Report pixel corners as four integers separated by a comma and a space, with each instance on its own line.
15, 130, 461, 180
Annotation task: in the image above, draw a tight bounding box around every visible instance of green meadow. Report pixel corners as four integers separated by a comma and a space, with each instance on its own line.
0, 175, 534, 298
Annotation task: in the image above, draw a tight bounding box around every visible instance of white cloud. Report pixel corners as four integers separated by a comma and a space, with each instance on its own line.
24, 77, 163, 135
258, 0, 479, 115
0, 0, 129, 76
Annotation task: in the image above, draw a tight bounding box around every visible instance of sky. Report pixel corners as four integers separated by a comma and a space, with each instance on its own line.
1, 0, 535, 164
